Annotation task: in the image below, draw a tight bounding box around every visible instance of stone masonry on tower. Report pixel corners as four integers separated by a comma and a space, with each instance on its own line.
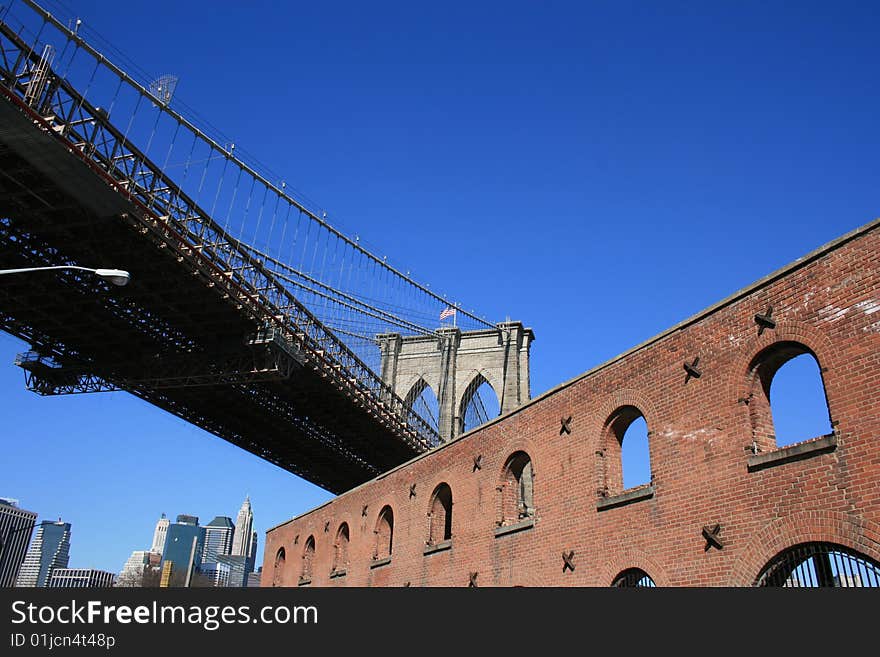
377, 322, 535, 441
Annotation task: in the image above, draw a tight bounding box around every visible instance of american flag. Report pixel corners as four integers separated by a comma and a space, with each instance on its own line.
439, 306, 456, 321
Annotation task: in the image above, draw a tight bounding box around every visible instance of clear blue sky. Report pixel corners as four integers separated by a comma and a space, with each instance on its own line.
2, 0, 877, 575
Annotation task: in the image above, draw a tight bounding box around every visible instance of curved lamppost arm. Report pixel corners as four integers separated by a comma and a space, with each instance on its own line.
0, 266, 130, 286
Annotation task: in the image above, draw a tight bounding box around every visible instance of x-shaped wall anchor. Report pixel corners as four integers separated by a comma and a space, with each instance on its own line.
293, 535, 299, 545
468, 572, 478, 587
684, 356, 702, 383
702, 524, 724, 551
754, 305, 776, 335
409, 484, 417, 498
473, 455, 483, 472
560, 416, 572, 435
361, 504, 369, 517
324, 521, 330, 533
562, 550, 576, 572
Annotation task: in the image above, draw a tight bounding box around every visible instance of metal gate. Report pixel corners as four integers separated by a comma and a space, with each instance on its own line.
756, 542, 880, 587
612, 568, 656, 587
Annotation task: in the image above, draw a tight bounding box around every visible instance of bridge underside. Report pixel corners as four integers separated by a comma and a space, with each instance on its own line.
0, 93, 421, 494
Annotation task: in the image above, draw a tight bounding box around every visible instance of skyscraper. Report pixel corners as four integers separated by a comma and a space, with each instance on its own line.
117, 550, 150, 587
15, 519, 71, 587
160, 515, 205, 587
215, 555, 249, 587
231, 496, 253, 564
48, 568, 115, 588
0, 498, 38, 587
202, 516, 234, 564
151, 513, 169, 555
248, 530, 258, 574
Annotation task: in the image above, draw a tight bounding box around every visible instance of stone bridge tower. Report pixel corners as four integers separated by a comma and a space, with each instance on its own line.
377, 321, 535, 441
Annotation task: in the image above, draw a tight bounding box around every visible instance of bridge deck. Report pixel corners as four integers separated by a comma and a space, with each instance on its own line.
0, 91, 422, 493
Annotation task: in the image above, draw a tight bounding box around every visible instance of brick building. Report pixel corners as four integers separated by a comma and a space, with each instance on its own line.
265, 218, 880, 587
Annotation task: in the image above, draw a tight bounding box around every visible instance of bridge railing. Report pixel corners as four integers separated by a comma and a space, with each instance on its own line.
0, 1, 447, 450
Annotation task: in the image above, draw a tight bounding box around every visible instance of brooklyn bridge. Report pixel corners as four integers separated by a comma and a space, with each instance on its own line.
0, 0, 526, 494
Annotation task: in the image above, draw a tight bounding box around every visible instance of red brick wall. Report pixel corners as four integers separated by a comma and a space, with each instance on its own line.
265, 219, 880, 587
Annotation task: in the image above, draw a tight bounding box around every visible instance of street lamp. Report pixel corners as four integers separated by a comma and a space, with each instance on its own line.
0, 266, 130, 286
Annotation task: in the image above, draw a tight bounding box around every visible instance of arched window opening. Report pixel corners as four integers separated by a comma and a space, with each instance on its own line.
375, 506, 394, 560
333, 523, 350, 573
272, 547, 285, 587
405, 378, 439, 435
621, 415, 650, 490
500, 451, 534, 525
604, 406, 651, 494
612, 568, 656, 587
753, 342, 833, 448
301, 536, 315, 583
756, 542, 880, 587
460, 374, 500, 434
428, 483, 453, 545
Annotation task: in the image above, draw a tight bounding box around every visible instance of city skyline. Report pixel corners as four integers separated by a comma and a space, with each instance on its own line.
1, 0, 878, 577
2, 491, 274, 584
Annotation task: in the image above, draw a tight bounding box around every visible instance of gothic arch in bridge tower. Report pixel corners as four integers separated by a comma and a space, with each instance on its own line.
457, 369, 501, 434
377, 321, 535, 442
402, 376, 440, 409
